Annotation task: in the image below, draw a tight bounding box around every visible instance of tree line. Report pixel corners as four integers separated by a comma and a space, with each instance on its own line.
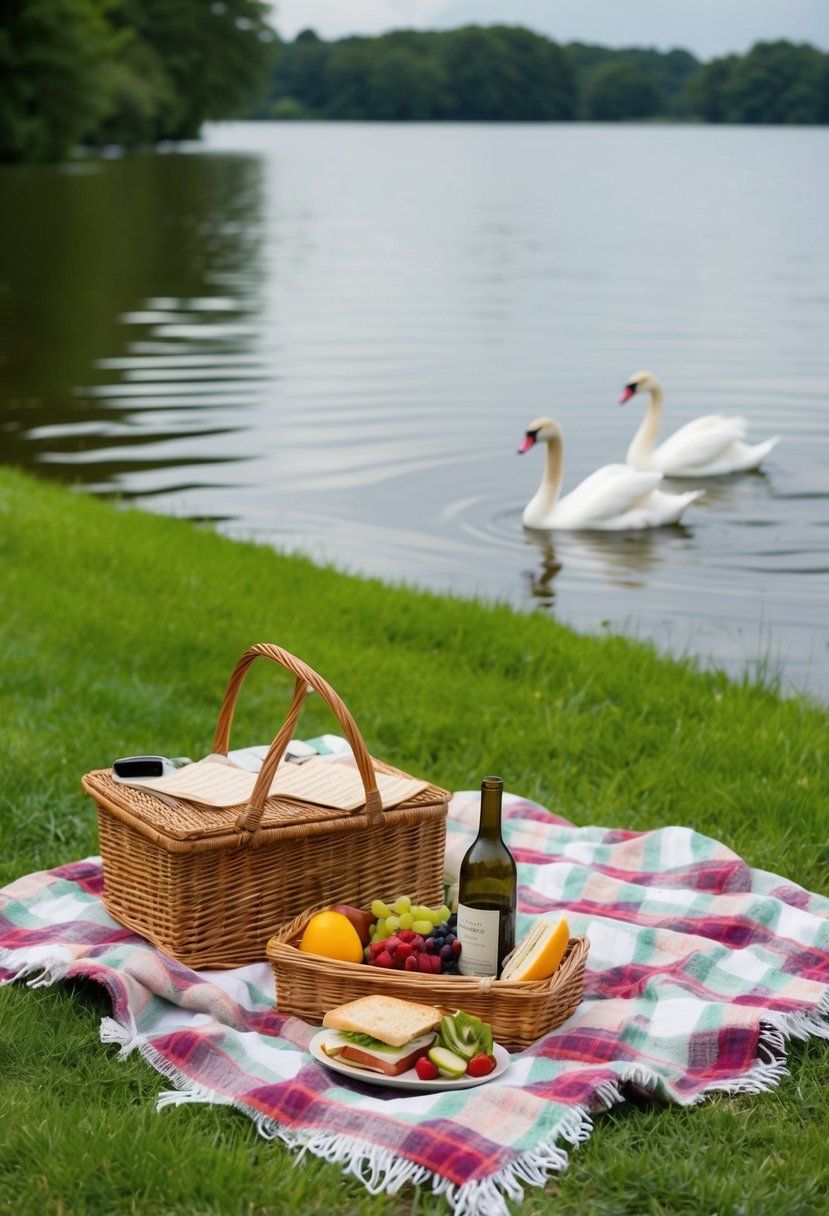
258, 28, 829, 126
2, 10, 828, 164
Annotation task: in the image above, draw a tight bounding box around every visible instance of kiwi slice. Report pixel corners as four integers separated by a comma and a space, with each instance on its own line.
439, 1011, 493, 1060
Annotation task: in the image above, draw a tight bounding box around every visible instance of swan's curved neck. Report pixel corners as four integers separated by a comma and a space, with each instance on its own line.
627, 383, 663, 464
538, 433, 564, 512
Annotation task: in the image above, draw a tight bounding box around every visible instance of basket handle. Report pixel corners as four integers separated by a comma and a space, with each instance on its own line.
211, 643, 384, 834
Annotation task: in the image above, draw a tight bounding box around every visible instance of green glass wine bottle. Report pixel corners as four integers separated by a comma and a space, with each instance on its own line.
456, 776, 517, 978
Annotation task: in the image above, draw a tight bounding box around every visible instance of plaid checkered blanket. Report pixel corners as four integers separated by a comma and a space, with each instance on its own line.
2, 791, 828, 1216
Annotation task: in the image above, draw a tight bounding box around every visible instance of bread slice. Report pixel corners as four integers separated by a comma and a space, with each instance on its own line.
322, 994, 442, 1047
500, 916, 569, 982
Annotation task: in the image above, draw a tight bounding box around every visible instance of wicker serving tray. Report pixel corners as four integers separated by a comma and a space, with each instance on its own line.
267, 907, 589, 1052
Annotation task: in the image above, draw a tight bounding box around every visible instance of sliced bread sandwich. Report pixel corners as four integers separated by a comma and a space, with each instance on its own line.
320, 994, 443, 1076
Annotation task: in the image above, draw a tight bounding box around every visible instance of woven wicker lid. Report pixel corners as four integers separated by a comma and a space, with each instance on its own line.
82, 758, 450, 846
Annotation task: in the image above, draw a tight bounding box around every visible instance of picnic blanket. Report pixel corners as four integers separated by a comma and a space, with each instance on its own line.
2, 790, 829, 1216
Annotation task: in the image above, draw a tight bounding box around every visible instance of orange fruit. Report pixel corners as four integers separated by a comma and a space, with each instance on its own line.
299, 909, 364, 964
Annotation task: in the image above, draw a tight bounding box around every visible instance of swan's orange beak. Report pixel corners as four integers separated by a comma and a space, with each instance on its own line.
517, 435, 535, 454
619, 386, 635, 404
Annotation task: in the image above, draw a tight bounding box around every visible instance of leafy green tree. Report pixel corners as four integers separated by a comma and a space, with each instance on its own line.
683, 55, 739, 121
0, 0, 120, 162
365, 44, 451, 120
95, 0, 278, 142
686, 41, 829, 124
723, 40, 827, 123
585, 60, 660, 120
569, 43, 698, 119
439, 25, 576, 121
261, 28, 332, 117
323, 38, 374, 119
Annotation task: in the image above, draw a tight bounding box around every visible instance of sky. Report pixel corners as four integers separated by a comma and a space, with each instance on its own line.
270, 1, 829, 60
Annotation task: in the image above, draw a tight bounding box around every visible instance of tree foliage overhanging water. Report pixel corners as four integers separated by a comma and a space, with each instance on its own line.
1, 9, 828, 164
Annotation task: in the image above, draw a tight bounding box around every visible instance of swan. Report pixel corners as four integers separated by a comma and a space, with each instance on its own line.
620, 370, 780, 476
518, 417, 703, 531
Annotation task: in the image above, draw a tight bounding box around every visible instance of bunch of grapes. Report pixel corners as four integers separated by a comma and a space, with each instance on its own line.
424, 913, 461, 974
367, 895, 461, 974
369, 895, 452, 943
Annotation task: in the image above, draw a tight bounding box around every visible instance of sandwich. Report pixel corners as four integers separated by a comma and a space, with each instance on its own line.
320, 994, 443, 1077
500, 915, 570, 982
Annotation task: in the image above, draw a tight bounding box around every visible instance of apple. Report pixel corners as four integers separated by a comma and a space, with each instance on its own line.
330, 903, 376, 947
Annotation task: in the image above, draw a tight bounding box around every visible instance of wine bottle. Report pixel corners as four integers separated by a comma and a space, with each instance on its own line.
456, 776, 517, 978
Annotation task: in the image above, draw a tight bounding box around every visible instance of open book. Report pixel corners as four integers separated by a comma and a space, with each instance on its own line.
114, 753, 427, 813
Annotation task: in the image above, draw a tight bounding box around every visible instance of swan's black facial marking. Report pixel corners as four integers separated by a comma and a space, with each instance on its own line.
626, 383, 636, 393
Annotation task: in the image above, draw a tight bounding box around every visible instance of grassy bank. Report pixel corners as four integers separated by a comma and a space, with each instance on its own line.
1, 464, 827, 1215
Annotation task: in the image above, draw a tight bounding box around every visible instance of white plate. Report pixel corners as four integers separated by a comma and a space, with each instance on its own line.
309, 1032, 511, 1091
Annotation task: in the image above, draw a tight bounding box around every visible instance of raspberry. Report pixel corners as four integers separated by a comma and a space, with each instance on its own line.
397, 929, 417, 944
372, 950, 394, 969
415, 1056, 439, 1081
395, 941, 414, 959
466, 1053, 496, 1078
368, 940, 386, 958
417, 952, 433, 973
403, 954, 420, 972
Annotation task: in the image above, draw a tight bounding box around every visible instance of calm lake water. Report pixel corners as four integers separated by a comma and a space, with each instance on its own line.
1, 122, 828, 700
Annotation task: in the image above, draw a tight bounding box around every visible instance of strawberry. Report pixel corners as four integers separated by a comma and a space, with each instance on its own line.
466, 1053, 496, 1078
415, 1056, 439, 1081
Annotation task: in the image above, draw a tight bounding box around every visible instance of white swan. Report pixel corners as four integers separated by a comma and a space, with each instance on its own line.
620, 370, 780, 476
518, 417, 702, 531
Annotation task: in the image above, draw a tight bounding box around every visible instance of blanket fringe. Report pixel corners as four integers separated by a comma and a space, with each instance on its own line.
0, 946, 70, 987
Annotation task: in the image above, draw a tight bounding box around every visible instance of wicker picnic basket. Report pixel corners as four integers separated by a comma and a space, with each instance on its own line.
81, 644, 449, 969
267, 909, 589, 1051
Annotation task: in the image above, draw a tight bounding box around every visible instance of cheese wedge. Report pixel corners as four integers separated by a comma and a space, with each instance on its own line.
500, 916, 570, 982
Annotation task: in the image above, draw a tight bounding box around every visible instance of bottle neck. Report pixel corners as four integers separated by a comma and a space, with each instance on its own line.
478, 776, 504, 838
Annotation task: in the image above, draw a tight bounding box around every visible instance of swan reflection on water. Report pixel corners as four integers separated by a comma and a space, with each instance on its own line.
521, 523, 687, 602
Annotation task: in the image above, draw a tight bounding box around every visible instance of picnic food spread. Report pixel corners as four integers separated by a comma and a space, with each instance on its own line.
296, 890, 571, 986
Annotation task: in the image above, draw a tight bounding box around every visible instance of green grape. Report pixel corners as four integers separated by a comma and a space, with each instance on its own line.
385, 915, 401, 932
371, 900, 392, 919
393, 895, 412, 915
374, 917, 388, 940
412, 905, 434, 922
412, 918, 432, 935
432, 905, 451, 924
398, 911, 414, 930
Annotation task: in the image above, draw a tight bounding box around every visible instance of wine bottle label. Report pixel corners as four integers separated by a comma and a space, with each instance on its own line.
456, 904, 501, 977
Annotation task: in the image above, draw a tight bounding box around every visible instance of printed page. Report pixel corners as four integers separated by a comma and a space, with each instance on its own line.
116, 755, 427, 812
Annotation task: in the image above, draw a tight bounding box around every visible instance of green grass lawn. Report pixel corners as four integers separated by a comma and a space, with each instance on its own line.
1, 464, 827, 1215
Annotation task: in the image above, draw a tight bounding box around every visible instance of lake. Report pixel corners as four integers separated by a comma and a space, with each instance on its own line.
1, 122, 827, 701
